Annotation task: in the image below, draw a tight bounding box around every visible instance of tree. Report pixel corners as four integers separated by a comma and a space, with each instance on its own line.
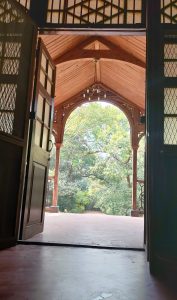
48, 102, 144, 215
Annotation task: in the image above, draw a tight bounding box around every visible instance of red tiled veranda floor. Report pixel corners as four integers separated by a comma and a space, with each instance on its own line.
29, 213, 144, 249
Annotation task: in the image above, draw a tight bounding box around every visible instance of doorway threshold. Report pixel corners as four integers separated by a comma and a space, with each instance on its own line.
18, 240, 145, 252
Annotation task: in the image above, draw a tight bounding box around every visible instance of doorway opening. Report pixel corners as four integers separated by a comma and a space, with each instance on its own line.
19, 29, 146, 249
13, 0, 146, 248
21, 33, 146, 249
28, 100, 145, 248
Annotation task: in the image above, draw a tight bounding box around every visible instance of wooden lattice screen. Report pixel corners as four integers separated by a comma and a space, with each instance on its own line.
161, 0, 177, 24
47, 0, 144, 25
15, 0, 146, 28
15, 0, 177, 28
0, 0, 25, 137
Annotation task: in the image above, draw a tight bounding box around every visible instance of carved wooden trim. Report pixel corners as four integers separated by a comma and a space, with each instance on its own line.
53, 83, 145, 148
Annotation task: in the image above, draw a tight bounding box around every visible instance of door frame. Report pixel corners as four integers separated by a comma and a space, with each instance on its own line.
3, 1, 147, 249
19, 30, 147, 250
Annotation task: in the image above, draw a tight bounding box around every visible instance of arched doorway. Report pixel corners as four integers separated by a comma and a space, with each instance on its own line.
30, 91, 145, 248
52, 83, 145, 216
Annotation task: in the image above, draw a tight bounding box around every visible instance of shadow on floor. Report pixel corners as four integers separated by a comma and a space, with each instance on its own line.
0, 245, 177, 300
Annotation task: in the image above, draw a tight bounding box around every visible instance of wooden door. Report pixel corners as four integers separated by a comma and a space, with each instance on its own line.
147, 0, 177, 275
0, 0, 37, 249
21, 39, 56, 240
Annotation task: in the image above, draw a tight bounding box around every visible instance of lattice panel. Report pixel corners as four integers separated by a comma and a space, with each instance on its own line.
0, 0, 25, 23
0, 41, 21, 75
0, 111, 14, 134
4, 42, 21, 58
0, 0, 25, 136
164, 43, 177, 77
161, 0, 177, 24
2, 59, 20, 75
0, 84, 17, 110
0, 38, 22, 134
0, 38, 21, 134
16, 0, 30, 10
0, 84, 17, 135
164, 88, 177, 145
47, 0, 143, 25
164, 117, 177, 145
164, 88, 177, 114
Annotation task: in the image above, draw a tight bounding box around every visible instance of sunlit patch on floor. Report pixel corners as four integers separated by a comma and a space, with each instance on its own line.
93, 293, 113, 300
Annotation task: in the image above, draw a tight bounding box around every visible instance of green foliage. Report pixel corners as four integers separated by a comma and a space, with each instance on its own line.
48, 102, 144, 215
137, 136, 145, 208
137, 136, 145, 180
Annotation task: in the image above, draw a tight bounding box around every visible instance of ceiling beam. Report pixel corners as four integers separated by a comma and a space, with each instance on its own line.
94, 41, 101, 82
54, 36, 99, 64
54, 36, 145, 69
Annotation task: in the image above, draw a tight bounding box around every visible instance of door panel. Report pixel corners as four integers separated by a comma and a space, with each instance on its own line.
22, 38, 56, 240
28, 163, 46, 224
147, 1, 177, 275
0, 141, 22, 239
159, 36, 177, 259
0, 0, 37, 249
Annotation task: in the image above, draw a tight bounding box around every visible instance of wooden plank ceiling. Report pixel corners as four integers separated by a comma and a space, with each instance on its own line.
41, 35, 146, 109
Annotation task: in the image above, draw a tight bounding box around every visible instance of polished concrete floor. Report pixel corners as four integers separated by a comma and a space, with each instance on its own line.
0, 245, 177, 300
29, 213, 144, 248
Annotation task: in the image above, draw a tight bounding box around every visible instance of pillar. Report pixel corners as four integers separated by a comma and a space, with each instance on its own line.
131, 145, 138, 217
50, 143, 61, 213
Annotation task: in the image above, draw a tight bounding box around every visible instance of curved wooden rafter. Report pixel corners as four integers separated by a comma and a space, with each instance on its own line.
54, 36, 145, 69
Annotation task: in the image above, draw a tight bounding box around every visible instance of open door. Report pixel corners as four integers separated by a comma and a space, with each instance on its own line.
0, 0, 37, 249
147, 1, 177, 275
21, 39, 56, 240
